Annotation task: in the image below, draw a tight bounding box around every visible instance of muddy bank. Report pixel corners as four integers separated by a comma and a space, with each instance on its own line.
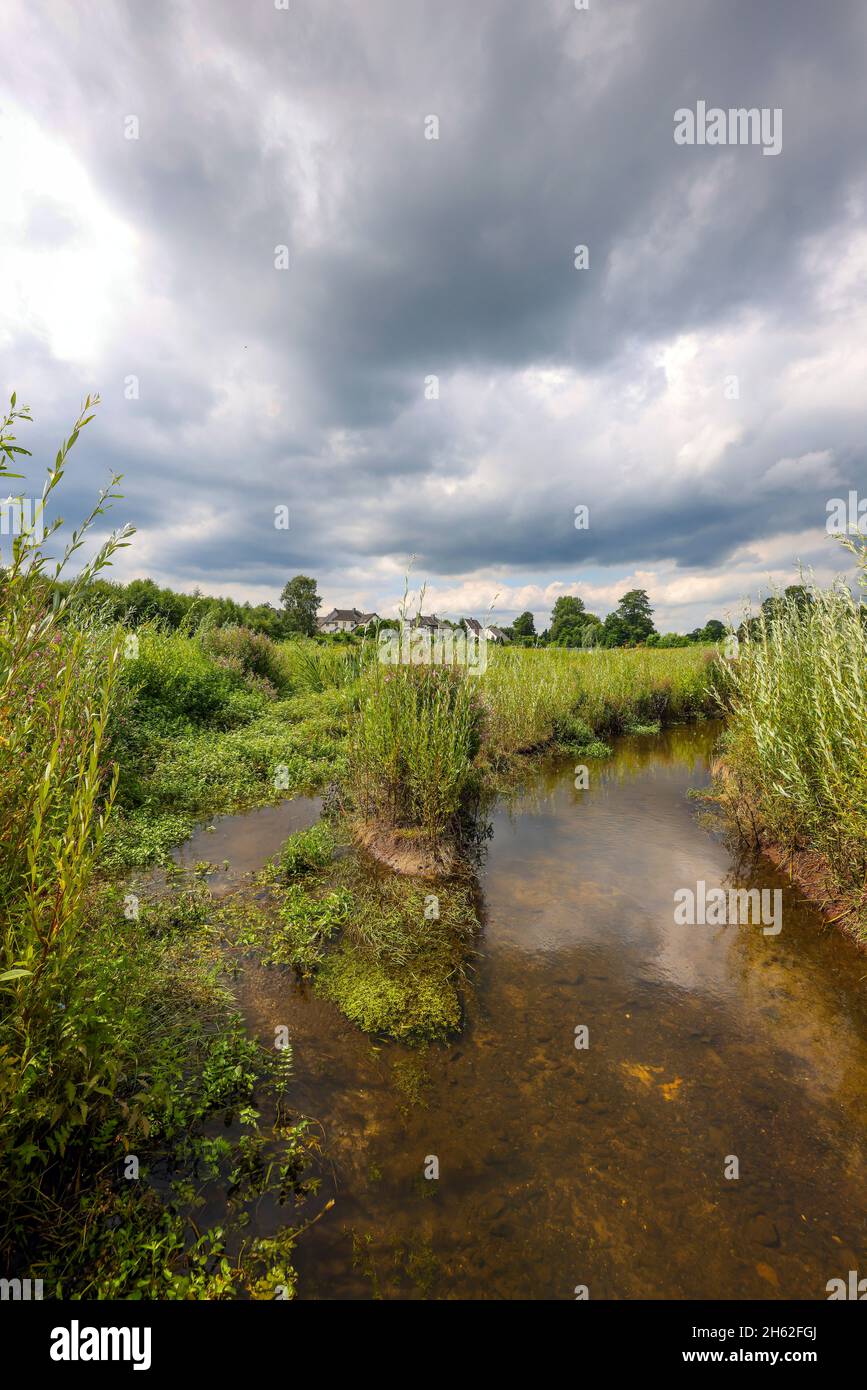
710, 758, 865, 948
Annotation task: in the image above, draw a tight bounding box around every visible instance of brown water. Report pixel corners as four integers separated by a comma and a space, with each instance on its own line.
173, 795, 322, 894
224, 723, 867, 1299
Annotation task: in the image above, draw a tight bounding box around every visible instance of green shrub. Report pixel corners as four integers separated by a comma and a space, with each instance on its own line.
200, 624, 287, 693
269, 884, 353, 971
278, 823, 336, 876
121, 627, 242, 725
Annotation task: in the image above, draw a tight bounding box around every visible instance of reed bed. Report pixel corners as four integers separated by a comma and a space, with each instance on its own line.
479, 644, 712, 754
351, 662, 484, 845
715, 538, 867, 927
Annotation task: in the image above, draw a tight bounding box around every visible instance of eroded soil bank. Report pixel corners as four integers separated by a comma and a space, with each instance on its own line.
191, 721, 867, 1299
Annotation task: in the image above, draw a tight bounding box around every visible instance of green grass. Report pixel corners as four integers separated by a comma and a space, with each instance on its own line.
351, 663, 485, 845
0, 396, 317, 1299
276, 822, 337, 877
101, 630, 360, 871
480, 644, 713, 755
713, 537, 867, 933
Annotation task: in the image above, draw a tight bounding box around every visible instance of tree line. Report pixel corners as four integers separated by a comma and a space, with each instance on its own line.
510, 591, 726, 648
50, 572, 731, 648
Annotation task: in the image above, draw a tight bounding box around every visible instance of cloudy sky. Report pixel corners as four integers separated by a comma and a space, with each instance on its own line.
2, 0, 866, 632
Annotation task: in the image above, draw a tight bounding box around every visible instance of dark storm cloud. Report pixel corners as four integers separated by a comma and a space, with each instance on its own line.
3, 0, 867, 620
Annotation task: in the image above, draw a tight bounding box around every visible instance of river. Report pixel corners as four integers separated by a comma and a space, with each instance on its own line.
182, 720, 867, 1299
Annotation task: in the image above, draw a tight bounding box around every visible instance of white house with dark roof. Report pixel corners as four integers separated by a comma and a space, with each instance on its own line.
317, 607, 380, 634
461, 617, 510, 643
410, 613, 450, 633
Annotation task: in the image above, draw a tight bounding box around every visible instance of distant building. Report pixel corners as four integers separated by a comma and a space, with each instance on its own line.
410, 613, 450, 633
317, 607, 380, 634
483, 624, 510, 644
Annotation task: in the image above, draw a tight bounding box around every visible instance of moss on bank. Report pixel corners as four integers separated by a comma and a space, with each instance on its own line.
235, 826, 479, 1042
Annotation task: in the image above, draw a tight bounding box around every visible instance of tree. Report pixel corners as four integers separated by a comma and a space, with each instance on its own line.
611, 589, 655, 645
512, 610, 536, 639
549, 595, 586, 646
784, 584, 813, 613
280, 574, 321, 636
578, 615, 603, 647
601, 612, 630, 647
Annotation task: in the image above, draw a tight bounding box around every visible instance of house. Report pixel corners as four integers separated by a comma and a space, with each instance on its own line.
317, 607, 380, 634
461, 617, 509, 644
410, 613, 449, 633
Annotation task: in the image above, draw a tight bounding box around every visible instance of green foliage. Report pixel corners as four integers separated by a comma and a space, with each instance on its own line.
511, 610, 536, 639
315, 870, 476, 1041
480, 644, 713, 755
199, 624, 288, 693
351, 663, 484, 844
714, 540, 867, 931
120, 626, 243, 727
599, 589, 656, 647
549, 594, 589, 646
280, 638, 367, 694
280, 574, 322, 636
0, 393, 132, 1188
54, 573, 292, 639
277, 822, 336, 877
269, 884, 354, 971
318, 948, 462, 1040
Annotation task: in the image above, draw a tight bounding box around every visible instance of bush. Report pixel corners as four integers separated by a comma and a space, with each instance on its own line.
200, 624, 287, 692
121, 627, 243, 725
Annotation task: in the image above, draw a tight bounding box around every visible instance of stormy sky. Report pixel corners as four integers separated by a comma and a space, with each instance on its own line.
2, 0, 866, 631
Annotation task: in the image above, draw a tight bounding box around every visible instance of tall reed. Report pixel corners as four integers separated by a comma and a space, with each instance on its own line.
351, 661, 483, 844
714, 538, 867, 923
0, 394, 132, 1183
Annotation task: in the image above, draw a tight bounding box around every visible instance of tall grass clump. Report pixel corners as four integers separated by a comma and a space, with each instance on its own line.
714, 538, 867, 930
479, 646, 580, 754
351, 661, 484, 848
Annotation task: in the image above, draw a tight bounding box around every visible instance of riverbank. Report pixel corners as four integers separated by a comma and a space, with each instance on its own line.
709, 537, 867, 947
708, 758, 866, 948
